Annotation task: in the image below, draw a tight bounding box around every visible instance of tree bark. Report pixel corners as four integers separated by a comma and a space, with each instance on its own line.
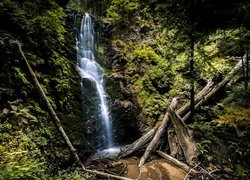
169, 110, 198, 166
139, 97, 179, 167
246, 48, 249, 89
16, 42, 132, 180
168, 130, 179, 157
190, 34, 195, 121
156, 150, 197, 174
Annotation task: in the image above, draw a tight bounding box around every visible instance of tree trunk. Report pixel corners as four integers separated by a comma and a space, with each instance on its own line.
139, 97, 180, 167
16, 42, 132, 180
156, 150, 197, 174
246, 48, 249, 89
190, 34, 195, 121
168, 130, 182, 158
182, 56, 247, 122
169, 110, 198, 166
242, 55, 247, 89
118, 124, 159, 158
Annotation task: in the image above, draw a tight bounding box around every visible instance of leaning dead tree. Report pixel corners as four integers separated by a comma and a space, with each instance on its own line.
16, 41, 132, 180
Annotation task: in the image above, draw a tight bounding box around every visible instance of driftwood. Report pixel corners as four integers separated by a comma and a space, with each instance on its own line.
156, 150, 197, 174
16, 42, 132, 180
169, 110, 198, 166
138, 97, 180, 167
118, 123, 160, 158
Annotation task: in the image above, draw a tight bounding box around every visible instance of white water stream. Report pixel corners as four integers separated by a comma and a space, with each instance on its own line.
76, 13, 113, 148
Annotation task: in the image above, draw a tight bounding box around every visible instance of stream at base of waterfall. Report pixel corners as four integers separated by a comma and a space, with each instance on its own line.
75, 13, 114, 152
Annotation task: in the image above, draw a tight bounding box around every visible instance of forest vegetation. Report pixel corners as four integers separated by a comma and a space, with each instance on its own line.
0, 0, 249, 179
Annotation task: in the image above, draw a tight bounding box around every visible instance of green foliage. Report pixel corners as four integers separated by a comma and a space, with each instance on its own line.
191, 120, 216, 156
0, 0, 85, 178
236, 164, 250, 180
223, 86, 250, 108
133, 45, 161, 64
29, 7, 66, 51
212, 86, 250, 136
212, 107, 250, 130
0, 150, 46, 180
197, 139, 213, 156
0, 101, 49, 179
104, 0, 139, 24
54, 168, 95, 180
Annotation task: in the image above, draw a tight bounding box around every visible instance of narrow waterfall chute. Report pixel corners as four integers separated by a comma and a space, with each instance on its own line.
76, 13, 113, 149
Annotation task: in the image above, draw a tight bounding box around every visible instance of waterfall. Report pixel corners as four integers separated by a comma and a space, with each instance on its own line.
75, 13, 113, 149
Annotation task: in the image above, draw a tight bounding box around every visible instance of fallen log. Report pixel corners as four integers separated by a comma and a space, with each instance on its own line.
156, 150, 198, 174
168, 58, 246, 164
167, 130, 181, 158
182, 56, 247, 121
16, 41, 132, 180
139, 97, 180, 167
124, 80, 214, 161
118, 123, 160, 158
169, 110, 198, 166
176, 78, 214, 117
138, 58, 245, 167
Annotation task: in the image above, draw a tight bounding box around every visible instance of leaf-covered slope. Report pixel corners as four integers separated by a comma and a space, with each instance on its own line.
0, 0, 90, 178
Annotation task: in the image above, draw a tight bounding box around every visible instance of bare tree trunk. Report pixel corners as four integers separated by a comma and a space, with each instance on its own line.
156, 150, 197, 174
242, 54, 247, 89
246, 48, 249, 89
139, 97, 180, 167
169, 110, 198, 166
190, 34, 195, 121
16, 42, 132, 180
168, 130, 180, 158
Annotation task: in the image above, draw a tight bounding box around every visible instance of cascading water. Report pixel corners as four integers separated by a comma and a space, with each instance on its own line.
75, 13, 113, 149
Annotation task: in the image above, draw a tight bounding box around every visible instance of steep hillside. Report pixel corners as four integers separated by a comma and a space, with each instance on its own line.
0, 0, 93, 178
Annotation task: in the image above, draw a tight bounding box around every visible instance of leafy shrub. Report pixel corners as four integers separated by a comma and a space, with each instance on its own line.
212, 106, 250, 131
54, 168, 95, 180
